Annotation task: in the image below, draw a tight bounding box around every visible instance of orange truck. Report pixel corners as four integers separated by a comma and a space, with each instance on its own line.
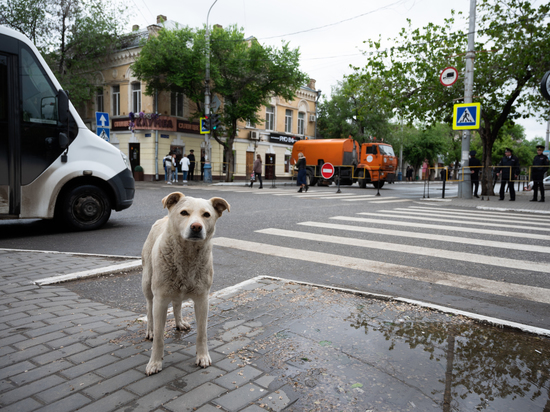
291, 137, 397, 188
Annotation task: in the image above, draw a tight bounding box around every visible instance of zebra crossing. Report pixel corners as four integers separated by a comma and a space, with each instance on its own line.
182, 185, 415, 203
212, 204, 550, 306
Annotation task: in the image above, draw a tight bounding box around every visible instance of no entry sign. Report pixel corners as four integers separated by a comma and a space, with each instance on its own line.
321, 163, 335, 179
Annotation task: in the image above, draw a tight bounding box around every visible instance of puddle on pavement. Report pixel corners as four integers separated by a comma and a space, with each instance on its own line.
223, 282, 550, 412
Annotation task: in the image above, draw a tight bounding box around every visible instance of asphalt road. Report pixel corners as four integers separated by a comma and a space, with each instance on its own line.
1, 180, 548, 331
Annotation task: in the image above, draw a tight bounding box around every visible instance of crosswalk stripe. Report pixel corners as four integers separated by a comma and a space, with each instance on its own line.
358, 212, 550, 232
362, 199, 412, 204
297, 221, 550, 254
212, 237, 550, 305
257, 228, 550, 273
381, 209, 550, 227
331, 216, 550, 240
409, 206, 550, 222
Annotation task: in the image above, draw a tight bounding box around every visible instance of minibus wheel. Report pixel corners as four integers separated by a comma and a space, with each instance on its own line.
59, 185, 111, 230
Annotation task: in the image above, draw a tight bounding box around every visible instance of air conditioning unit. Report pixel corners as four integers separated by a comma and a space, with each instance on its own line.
249, 130, 259, 140
309, 115, 316, 122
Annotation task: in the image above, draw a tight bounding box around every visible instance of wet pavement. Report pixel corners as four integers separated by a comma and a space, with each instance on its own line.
1, 250, 549, 411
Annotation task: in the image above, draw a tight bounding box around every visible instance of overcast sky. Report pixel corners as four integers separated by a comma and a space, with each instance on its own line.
128, 0, 549, 141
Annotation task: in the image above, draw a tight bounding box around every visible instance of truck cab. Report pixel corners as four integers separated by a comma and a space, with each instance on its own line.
357, 143, 397, 188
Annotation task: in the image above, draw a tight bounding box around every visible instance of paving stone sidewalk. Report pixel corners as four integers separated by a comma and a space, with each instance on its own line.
1, 250, 549, 411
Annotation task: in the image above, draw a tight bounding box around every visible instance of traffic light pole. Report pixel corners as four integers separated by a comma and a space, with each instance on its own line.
459, 0, 476, 199
203, 0, 217, 182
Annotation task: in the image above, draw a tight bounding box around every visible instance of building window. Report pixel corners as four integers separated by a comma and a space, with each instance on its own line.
170, 92, 184, 117
131, 82, 141, 113
246, 119, 256, 128
285, 109, 293, 133
265, 106, 274, 130
297, 112, 305, 135
96, 88, 104, 112
112, 85, 120, 116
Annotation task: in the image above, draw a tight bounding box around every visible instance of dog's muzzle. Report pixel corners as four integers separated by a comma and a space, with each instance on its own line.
186, 222, 205, 240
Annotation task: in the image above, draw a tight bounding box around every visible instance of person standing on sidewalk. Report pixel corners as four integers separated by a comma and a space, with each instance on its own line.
469, 150, 482, 198
188, 150, 196, 181
251, 154, 263, 188
497, 148, 520, 201
531, 145, 549, 202
180, 154, 190, 183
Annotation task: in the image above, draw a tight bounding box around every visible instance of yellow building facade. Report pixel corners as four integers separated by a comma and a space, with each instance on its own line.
79, 16, 320, 182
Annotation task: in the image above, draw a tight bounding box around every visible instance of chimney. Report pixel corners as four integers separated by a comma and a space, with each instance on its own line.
157, 15, 167, 24
132, 24, 140, 31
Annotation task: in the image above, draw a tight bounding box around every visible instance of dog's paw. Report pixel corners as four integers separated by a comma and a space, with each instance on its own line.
145, 330, 154, 340
195, 353, 212, 368
175, 321, 191, 331
145, 360, 163, 375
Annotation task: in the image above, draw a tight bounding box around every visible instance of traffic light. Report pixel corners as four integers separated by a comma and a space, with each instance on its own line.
210, 113, 221, 131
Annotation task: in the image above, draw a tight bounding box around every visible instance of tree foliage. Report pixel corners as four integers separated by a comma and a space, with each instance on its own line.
1, 0, 130, 107
133, 24, 308, 181
317, 79, 392, 142
347, 0, 550, 195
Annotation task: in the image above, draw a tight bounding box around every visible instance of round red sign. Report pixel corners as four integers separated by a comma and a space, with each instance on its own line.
321, 162, 335, 179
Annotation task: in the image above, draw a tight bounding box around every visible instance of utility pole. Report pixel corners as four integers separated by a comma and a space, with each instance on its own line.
459, 0, 476, 199
203, 0, 218, 182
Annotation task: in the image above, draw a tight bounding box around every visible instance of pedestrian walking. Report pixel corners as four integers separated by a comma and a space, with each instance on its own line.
180, 154, 190, 183
162, 153, 172, 183
496, 147, 520, 201
251, 154, 263, 189
531, 145, 549, 202
171, 153, 177, 183
296, 152, 307, 192
188, 150, 196, 181
406, 165, 413, 182
163, 153, 173, 184
469, 150, 482, 198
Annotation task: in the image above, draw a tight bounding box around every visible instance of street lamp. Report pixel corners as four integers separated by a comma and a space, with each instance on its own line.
203, 0, 218, 182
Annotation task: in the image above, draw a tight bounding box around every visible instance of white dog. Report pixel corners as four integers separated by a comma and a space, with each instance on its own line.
141, 192, 230, 375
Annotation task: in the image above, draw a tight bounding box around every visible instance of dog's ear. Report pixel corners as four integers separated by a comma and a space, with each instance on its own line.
162, 192, 185, 210
210, 197, 230, 217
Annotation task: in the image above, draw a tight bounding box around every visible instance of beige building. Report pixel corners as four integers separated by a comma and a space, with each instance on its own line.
78, 16, 321, 182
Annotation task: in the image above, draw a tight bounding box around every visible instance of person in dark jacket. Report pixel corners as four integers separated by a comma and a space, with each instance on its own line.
250, 154, 263, 189
188, 150, 196, 181
496, 148, 520, 201
469, 150, 482, 198
531, 145, 549, 202
296, 152, 307, 192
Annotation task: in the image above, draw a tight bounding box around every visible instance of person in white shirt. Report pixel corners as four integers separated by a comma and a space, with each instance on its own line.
180, 154, 190, 183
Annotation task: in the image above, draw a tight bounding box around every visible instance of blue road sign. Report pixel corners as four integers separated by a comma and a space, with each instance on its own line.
96, 112, 110, 128
453, 103, 481, 130
97, 127, 110, 142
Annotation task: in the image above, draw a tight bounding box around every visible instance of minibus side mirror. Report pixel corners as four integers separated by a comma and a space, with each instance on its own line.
58, 89, 69, 125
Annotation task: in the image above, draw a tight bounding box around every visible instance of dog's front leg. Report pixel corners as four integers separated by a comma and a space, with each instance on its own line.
146, 296, 170, 375
193, 293, 212, 368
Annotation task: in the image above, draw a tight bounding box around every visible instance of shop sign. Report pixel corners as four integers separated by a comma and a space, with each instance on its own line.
269, 133, 299, 145
112, 115, 177, 131
177, 120, 201, 134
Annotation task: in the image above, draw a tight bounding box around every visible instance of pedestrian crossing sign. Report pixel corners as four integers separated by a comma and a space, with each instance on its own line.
453, 102, 481, 130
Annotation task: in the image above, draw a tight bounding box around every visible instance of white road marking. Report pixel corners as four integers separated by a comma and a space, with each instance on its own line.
363, 199, 412, 204
257, 228, 550, 273
212, 237, 550, 305
390, 208, 550, 226
357, 212, 550, 232
297, 221, 550, 254
409, 206, 550, 221
330, 216, 550, 241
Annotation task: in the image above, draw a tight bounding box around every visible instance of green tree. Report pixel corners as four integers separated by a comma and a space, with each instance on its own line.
1, 0, 130, 107
317, 79, 391, 142
402, 123, 449, 178
348, 0, 550, 195
133, 24, 307, 181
